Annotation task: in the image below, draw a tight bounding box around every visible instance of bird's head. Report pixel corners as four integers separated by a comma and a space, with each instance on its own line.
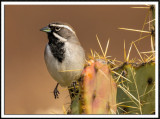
40, 22, 79, 43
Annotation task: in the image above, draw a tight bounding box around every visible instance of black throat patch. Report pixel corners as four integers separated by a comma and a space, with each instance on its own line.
48, 33, 65, 63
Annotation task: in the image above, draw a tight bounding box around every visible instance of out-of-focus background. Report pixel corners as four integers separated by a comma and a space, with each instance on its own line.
5, 5, 152, 114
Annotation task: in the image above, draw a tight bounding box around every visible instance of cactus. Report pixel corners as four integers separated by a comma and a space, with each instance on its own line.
81, 59, 117, 114
113, 61, 155, 114
66, 5, 155, 115
68, 59, 117, 114
68, 60, 155, 115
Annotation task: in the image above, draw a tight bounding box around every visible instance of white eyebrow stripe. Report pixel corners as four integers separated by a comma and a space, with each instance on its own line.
53, 32, 67, 42
50, 24, 75, 34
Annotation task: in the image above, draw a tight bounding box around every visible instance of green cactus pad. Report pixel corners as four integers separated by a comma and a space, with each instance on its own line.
114, 61, 155, 114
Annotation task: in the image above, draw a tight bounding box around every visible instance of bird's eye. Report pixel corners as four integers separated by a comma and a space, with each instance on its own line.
48, 24, 52, 28
55, 27, 61, 31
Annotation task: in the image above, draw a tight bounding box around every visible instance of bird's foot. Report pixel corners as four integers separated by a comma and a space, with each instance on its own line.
68, 81, 79, 99
53, 83, 60, 99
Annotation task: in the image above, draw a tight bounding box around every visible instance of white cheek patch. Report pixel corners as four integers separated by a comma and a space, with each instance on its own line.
50, 24, 75, 34
53, 32, 67, 42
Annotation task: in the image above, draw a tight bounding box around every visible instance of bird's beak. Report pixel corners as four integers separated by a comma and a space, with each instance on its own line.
40, 26, 51, 33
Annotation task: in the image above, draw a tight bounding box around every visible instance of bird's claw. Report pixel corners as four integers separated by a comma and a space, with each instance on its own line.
72, 82, 77, 91
53, 83, 60, 99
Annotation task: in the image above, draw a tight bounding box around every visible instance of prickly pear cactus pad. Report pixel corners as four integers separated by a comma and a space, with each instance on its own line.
68, 59, 117, 114
80, 60, 117, 114
113, 61, 155, 114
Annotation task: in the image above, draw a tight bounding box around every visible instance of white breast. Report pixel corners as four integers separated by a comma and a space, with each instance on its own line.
44, 43, 85, 87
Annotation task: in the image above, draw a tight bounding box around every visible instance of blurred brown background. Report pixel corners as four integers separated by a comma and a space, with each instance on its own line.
5, 5, 151, 114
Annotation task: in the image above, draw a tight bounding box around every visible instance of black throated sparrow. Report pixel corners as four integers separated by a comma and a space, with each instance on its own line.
40, 22, 85, 99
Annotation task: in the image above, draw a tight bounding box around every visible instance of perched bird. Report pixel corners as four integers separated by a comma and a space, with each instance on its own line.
40, 22, 85, 98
